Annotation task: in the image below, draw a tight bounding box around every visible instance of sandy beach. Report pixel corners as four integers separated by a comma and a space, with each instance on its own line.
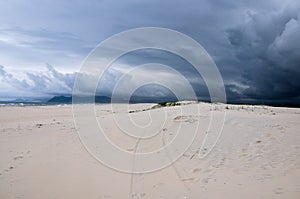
0, 103, 299, 199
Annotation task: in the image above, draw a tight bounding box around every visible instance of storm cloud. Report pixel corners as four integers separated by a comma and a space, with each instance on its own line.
0, 0, 299, 105
225, 3, 300, 104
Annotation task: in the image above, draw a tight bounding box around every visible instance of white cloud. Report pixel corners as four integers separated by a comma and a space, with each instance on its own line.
0, 64, 76, 100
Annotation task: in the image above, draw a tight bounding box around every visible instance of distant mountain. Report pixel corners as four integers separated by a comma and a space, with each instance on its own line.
47, 96, 72, 103
47, 95, 179, 104
95, 96, 111, 103
0, 98, 45, 103
12, 98, 30, 102
129, 96, 178, 103
47, 95, 112, 104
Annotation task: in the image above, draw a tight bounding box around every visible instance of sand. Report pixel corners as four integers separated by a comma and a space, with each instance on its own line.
0, 103, 299, 199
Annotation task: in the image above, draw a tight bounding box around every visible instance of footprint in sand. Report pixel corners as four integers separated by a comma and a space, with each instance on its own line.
132, 193, 146, 198
181, 177, 195, 182
274, 187, 284, 194
3, 166, 14, 173
14, 155, 24, 160
174, 115, 197, 123
202, 178, 210, 183
192, 168, 201, 173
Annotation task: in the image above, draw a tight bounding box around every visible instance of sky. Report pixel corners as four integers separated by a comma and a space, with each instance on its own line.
0, 0, 299, 105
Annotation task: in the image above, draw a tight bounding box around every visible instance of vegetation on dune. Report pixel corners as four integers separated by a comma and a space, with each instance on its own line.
152, 101, 181, 109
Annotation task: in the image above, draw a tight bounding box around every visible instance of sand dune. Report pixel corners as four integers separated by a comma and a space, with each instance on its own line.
0, 103, 299, 198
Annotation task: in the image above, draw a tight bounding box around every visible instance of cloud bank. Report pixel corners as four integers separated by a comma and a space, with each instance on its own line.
0, 0, 299, 105
0, 64, 76, 100
225, 3, 300, 104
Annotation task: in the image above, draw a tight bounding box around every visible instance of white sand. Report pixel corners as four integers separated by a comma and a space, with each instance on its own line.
0, 103, 299, 198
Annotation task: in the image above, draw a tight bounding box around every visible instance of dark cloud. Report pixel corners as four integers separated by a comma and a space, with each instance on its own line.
225, 4, 300, 104
0, 0, 299, 105
100, 49, 209, 98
